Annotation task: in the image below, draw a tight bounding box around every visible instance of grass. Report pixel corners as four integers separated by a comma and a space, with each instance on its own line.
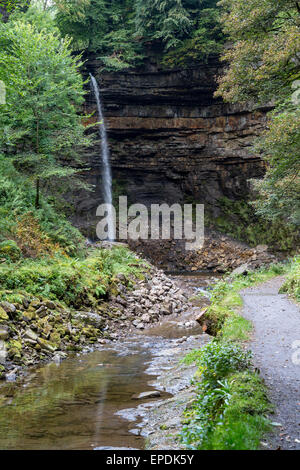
221, 314, 252, 342
179, 259, 299, 450
200, 261, 290, 337
280, 256, 300, 302
202, 372, 272, 450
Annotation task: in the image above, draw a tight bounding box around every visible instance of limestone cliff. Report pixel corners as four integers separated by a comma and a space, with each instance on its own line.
72, 59, 271, 235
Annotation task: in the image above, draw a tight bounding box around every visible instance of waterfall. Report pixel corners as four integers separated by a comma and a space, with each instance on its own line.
90, 74, 115, 241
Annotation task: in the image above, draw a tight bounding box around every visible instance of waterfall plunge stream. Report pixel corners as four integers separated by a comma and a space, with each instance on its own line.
90, 74, 114, 241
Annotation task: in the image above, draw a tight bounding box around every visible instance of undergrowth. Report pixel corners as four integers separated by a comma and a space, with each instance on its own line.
179, 259, 299, 450
0, 154, 83, 257
280, 256, 300, 302
0, 246, 147, 308
181, 342, 272, 450
205, 197, 299, 253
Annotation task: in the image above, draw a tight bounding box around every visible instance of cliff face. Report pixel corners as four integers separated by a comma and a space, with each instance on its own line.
73, 60, 270, 235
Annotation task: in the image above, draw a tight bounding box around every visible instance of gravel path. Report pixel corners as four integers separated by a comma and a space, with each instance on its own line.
241, 276, 300, 450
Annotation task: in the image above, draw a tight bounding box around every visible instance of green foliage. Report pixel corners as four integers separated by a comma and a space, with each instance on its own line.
0, 239, 21, 261
198, 372, 272, 450
280, 256, 300, 302
221, 314, 252, 342
184, 340, 251, 385
54, 0, 223, 69
55, 0, 108, 52
0, 245, 146, 307
216, 1, 300, 227
0, 1, 30, 21
216, 0, 300, 104
252, 104, 300, 225
196, 261, 289, 337
135, 0, 192, 51
0, 154, 84, 255
55, 0, 144, 70
180, 341, 271, 450
161, 4, 225, 66
0, 14, 91, 209
206, 197, 299, 252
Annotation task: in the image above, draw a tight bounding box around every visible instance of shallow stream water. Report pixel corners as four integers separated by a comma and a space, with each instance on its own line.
0, 274, 215, 450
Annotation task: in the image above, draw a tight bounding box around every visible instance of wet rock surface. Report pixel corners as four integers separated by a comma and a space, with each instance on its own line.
116, 333, 211, 450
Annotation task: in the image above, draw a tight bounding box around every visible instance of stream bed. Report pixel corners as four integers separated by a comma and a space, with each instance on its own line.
0, 274, 215, 450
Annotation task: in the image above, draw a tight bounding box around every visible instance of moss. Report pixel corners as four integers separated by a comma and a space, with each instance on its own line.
37, 338, 57, 353
8, 339, 22, 359
0, 306, 9, 322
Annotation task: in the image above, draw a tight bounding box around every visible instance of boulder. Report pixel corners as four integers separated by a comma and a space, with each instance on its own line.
231, 263, 250, 276
0, 326, 9, 340
75, 312, 104, 329
131, 390, 161, 400
0, 302, 16, 315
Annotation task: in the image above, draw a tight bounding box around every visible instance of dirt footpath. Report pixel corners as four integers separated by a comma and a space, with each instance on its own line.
241, 277, 300, 450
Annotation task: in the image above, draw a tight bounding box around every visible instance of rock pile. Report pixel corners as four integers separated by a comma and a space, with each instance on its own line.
108, 268, 189, 332
129, 231, 278, 273
0, 265, 189, 380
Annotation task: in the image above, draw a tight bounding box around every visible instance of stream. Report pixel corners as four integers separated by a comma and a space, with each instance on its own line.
0, 274, 216, 450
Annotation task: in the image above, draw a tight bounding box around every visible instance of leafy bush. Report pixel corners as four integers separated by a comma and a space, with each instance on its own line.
184, 340, 251, 387
0, 155, 83, 255
181, 342, 271, 450
280, 256, 300, 302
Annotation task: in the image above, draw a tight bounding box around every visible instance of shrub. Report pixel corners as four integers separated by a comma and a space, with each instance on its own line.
0, 240, 22, 262
184, 340, 252, 387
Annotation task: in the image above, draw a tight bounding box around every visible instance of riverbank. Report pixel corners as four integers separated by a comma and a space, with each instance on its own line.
0, 245, 190, 381
0, 272, 215, 450
143, 258, 299, 450
0, 242, 298, 450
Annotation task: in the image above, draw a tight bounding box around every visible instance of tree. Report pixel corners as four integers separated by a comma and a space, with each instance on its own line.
215, 0, 300, 225
216, 0, 300, 104
54, 0, 108, 51
0, 16, 91, 209
252, 99, 300, 225
135, 0, 192, 50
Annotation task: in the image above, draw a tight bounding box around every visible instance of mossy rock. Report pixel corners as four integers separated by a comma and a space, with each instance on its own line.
0, 306, 9, 322
8, 339, 22, 359
37, 337, 57, 353
0, 240, 22, 261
